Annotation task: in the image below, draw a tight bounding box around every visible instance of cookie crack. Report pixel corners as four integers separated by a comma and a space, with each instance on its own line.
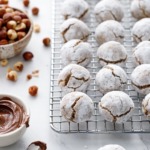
73, 40, 82, 48
58, 71, 72, 86
72, 76, 90, 82
70, 96, 83, 122
133, 52, 141, 65
100, 104, 133, 122
112, 30, 124, 40
142, 98, 150, 115
99, 56, 127, 64
79, 9, 88, 19
139, 0, 149, 17
133, 34, 143, 42
105, 66, 126, 85
61, 23, 75, 43
108, 10, 117, 20
132, 82, 150, 89
77, 57, 87, 64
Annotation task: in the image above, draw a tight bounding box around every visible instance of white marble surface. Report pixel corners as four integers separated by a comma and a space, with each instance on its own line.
0, 0, 150, 150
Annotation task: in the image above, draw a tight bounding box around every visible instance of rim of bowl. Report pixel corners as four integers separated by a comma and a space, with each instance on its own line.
0, 6, 33, 47
0, 93, 30, 137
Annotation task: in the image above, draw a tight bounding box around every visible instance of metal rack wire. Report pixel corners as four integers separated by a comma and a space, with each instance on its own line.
50, 0, 150, 133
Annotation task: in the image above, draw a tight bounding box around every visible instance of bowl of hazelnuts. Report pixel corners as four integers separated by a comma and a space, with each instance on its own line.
0, 5, 33, 59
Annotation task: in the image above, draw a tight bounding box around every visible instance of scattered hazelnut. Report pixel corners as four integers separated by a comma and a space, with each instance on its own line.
23, 0, 29, 7
23, 51, 33, 61
17, 32, 26, 40
0, 59, 8, 67
43, 37, 51, 47
27, 141, 47, 150
7, 29, 17, 40
0, 39, 8, 45
26, 74, 32, 80
6, 70, 18, 81
33, 24, 40, 33
32, 7, 39, 16
28, 85, 38, 96
0, 0, 8, 4
7, 20, 17, 29
14, 62, 24, 72
15, 22, 26, 31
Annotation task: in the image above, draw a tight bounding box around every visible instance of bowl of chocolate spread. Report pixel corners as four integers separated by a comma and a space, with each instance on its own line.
0, 94, 30, 147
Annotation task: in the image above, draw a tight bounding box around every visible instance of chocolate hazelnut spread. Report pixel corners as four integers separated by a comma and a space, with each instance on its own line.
0, 97, 29, 135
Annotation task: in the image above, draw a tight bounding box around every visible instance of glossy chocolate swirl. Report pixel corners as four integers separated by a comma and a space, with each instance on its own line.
0, 97, 29, 135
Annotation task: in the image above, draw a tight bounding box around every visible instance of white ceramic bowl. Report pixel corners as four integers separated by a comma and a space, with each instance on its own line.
0, 7, 33, 60
0, 94, 30, 147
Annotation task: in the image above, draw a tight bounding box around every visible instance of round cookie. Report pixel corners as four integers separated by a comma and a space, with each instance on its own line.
61, 0, 89, 20
95, 20, 125, 45
99, 91, 134, 123
97, 41, 127, 67
98, 145, 126, 150
94, 0, 124, 23
60, 92, 94, 123
131, 0, 150, 19
61, 39, 92, 67
58, 64, 91, 93
60, 18, 90, 43
133, 41, 150, 65
142, 93, 150, 116
131, 64, 150, 95
132, 18, 150, 43
96, 64, 128, 94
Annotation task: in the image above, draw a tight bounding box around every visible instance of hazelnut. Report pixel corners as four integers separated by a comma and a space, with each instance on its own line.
26, 74, 32, 80
32, 7, 39, 16
0, 59, 8, 67
7, 29, 17, 40
14, 62, 24, 72
6, 70, 18, 81
15, 22, 26, 31
17, 32, 26, 40
23, 0, 29, 7
23, 51, 33, 61
43, 37, 51, 47
28, 85, 38, 96
0, 0, 8, 4
7, 20, 17, 29
12, 15, 22, 23
27, 141, 47, 150
22, 19, 31, 28
0, 30, 7, 40
0, 8, 6, 17
19, 13, 28, 19
33, 24, 40, 33
6, 8, 14, 13
3, 13, 12, 23
0, 19, 3, 28
0, 39, 8, 45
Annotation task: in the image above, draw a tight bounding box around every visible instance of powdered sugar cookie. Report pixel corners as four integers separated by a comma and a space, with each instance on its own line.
98, 144, 126, 150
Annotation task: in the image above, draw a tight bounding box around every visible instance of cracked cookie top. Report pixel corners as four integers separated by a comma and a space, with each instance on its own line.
131, 0, 150, 20
96, 64, 128, 94
98, 144, 126, 150
133, 41, 150, 65
99, 91, 134, 123
142, 93, 150, 116
61, 0, 89, 20
95, 20, 125, 45
58, 64, 91, 94
131, 64, 150, 95
94, 0, 124, 23
132, 18, 150, 43
60, 18, 90, 43
61, 39, 92, 67
97, 41, 127, 67
60, 92, 94, 123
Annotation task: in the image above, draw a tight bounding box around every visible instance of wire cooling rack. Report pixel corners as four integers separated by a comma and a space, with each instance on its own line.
50, 0, 150, 133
